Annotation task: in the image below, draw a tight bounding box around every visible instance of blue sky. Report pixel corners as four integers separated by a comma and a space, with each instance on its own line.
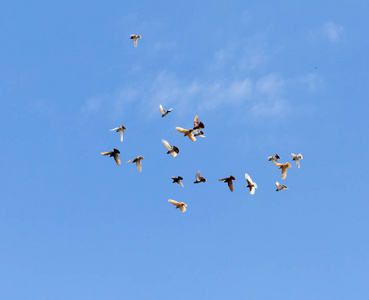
1, 1, 369, 299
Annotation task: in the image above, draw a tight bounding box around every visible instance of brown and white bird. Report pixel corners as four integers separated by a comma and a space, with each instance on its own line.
276, 181, 288, 191
172, 176, 184, 187
127, 155, 144, 172
219, 175, 236, 192
276, 162, 291, 180
101, 148, 121, 166
194, 170, 206, 183
159, 104, 173, 117
268, 154, 280, 166
245, 173, 257, 194
162, 139, 179, 157
168, 199, 187, 212
109, 124, 126, 142
130, 34, 141, 47
193, 129, 206, 138
193, 115, 205, 130
291, 153, 303, 168
175, 127, 196, 141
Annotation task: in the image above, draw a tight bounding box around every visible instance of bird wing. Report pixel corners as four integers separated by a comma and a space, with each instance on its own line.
228, 180, 234, 192
114, 154, 121, 166
276, 181, 281, 188
132, 38, 138, 47
136, 160, 142, 172
127, 158, 135, 163
245, 173, 253, 185
179, 204, 187, 212
169, 199, 180, 206
291, 153, 297, 159
109, 127, 119, 131
194, 115, 199, 127
218, 178, 227, 181
297, 154, 303, 159
196, 170, 201, 182
250, 187, 255, 195
281, 166, 288, 179
178, 181, 184, 187
101, 151, 113, 156
162, 139, 172, 151
295, 160, 300, 168
188, 133, 196, 142
159, 104, 165, 114
120, 130, 124, 142
176, 127, 188, 134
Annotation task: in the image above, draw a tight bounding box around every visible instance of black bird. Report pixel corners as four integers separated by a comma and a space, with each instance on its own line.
172, 176, 184, 187
101, 148, 121, 166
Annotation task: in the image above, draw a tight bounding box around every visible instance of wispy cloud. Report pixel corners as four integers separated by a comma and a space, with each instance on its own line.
324, 21, 344, 42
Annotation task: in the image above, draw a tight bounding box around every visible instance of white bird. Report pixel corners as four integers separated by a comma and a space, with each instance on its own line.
245, 173, 257, 194
162, 139, 179, 157
291, 153, 303, 168
109, 124, 126, 142
175, 127, 196, 141
276, 181, 288, 191
268, 154, 280, 166
168, 199, 187, 212
159, 104, 173, 117
130, 34, 141, 47
127, 156, 144, 172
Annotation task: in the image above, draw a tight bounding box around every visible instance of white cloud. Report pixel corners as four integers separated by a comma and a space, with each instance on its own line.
324, 21, 344, 42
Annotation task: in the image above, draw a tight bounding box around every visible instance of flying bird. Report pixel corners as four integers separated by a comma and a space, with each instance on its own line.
276, 181, 288, 191
268, 154, 280, 166
218, 175, 236, 192
291, 153, 303, 168
127, 155, 144, 172
168, 199, 187, 212
245, 173, 257, 195
194, 170, 206, 183
162, 139, 179, 157
172, 176, 184, 187
193, 115, 205, 130
101, 148, 121, 166
175, 127, 196, 141
130, 34, 141, 47
193, 129, 206, 138
276, 162, 291, 180
159, 104, 173, 117
109, 124, 126, 142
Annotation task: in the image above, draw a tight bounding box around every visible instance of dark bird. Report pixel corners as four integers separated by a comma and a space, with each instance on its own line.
127, 155, 144, 172
130, 34, 141, 47
176, 127, 196, 141
193, 115, 205, 130
172, 176, 184, 187
101, 148, 121, 166
109, 124, 126, 142
194, 170, 206, 183
218, 175, 236, 192
162, 139, 179, 157
168, 199, 187, 212
159, 104, 173, 117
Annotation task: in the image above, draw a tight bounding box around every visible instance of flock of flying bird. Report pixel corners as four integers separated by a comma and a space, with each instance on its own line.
101, 35, 304, 213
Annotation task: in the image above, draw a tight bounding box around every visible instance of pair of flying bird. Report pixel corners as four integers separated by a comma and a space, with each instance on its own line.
175, 115, 206, 141
172, 171, 207, 187
100, 150, 144, 172
218, 174, 258, 194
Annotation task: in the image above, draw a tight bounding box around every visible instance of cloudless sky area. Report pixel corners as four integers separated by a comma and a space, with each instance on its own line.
1, 1, 369, 299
